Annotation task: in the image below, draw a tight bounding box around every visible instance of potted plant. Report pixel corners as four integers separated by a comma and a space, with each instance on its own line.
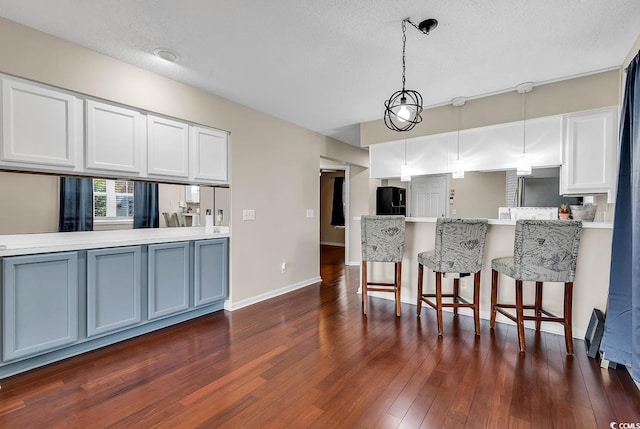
559, 203, 570, 220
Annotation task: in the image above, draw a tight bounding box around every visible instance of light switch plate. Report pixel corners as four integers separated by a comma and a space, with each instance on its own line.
306, 209, 314, 218
243, 209, 255, 221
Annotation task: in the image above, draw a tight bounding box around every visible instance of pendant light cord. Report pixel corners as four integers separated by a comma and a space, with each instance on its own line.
522, 92, 527, 154
401, 19, 407, 92
457, 105, 461, 161
404, 139, 408, 164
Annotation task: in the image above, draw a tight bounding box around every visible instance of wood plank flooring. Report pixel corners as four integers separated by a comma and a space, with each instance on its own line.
1, 245, 639, 428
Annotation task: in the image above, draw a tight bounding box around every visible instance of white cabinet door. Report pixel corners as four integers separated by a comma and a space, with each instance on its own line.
560, 108, 617, 197
147, 115, 189, 179
85, 100, 145, 175
189, 126, 228, 184
1, 78, 80, 171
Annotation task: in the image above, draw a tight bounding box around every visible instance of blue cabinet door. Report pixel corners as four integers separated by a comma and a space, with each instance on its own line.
87, 246, 142, 337
194, 239, 228, 307
2, 252, 79, 361
148, 242, 189, 320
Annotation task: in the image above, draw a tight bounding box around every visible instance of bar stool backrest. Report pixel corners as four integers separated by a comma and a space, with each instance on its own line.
432, 218, 488, 273
513, 219, 582, 282
361, 215, 405, 263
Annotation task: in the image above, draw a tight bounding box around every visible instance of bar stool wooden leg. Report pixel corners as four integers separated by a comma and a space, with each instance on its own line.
473, 271, 481, 335
515, 280, 526, 353
417, 263, 424, 316
362, 261, 368, 315
436, 271, 444, 336
564, 281, 574, 354
395, 262, 402, 317
453, 278, 460, 316
490, 269, 498, 328
535, 281, 543, 331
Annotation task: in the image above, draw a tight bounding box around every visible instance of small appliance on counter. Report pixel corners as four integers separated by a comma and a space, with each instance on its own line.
376, 186, 406, 215
499, 207, 559, 220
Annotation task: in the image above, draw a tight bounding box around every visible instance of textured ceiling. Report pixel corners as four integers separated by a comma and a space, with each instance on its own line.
0, 1, 638, 146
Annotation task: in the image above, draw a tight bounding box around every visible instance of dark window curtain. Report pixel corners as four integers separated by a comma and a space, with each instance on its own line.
330, 177, 345, 226
133, 182, 159, 229
601, 51, 640, 381
59, 177, 94, 232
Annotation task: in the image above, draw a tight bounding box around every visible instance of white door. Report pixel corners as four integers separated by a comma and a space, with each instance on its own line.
410, 175, 448, 217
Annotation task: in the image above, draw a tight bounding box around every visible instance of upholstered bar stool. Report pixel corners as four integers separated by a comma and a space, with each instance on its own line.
360, 215, 405, 316
417, 218, 488, 336
490, 219, 582, 354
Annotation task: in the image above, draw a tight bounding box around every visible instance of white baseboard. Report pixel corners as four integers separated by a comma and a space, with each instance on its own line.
224, 276, 322, 311
320, 241, 345, 247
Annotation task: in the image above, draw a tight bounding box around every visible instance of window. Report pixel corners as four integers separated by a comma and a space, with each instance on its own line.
93, 179, 134, 221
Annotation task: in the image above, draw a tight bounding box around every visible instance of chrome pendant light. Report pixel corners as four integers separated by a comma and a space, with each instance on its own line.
516, 82, 533, 176
451, 97, 466, 179
384, 18, 438, 132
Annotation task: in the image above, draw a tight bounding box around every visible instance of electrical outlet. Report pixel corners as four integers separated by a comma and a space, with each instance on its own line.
281, 262, 287, 273
242, 209, 255, 221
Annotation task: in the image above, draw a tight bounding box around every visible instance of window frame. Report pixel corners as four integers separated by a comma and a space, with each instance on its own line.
92, 178, 134, 225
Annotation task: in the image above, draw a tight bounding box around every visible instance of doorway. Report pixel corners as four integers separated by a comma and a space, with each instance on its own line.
319, 165, 350, 264
410, 175, 449, 217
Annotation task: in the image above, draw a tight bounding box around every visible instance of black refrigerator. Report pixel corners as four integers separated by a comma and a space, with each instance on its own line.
376, 186, 406, 215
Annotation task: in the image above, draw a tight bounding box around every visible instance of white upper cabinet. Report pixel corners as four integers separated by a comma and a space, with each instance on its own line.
1, 78, 81, 171
189, 125, 228, 184
147, 115, 189, 179
560, 107, 617, 198
369, 116, 562, 179
369, 133, 452, 179
85, 99, 145, 175
453, 116, 562, 172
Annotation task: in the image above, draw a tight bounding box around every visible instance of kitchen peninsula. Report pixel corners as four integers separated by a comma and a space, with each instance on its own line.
0, 227, 229, 379
363, 217, 612, 340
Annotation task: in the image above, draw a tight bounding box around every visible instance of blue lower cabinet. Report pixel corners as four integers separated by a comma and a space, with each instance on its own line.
2, 252, 79, 361
148, 242, 189, 320
1, 238, 229, 377
87, 246, 142, 337
194, 239, 229, 307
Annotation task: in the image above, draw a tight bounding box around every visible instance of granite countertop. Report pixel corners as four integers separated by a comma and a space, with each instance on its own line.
0, 226, 230, 257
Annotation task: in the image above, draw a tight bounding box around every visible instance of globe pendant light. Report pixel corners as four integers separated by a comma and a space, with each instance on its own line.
516, 82, 533, 176
384, 18, 438, 132
451, 97, 466, 179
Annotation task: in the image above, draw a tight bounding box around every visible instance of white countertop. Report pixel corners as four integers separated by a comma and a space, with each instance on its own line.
405, 217, 612, 229
0, 226, 230, 257
354, 216, 612, 229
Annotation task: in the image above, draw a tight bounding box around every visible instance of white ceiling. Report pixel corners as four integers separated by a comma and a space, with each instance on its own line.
1, 1, 638, 146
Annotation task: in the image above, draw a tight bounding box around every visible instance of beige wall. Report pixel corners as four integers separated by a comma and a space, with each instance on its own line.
0, 172, 58, 234
0, 17, 368, 304
319, 171, 345, 246
361, 70, 620, 146
450, 171, 506, 219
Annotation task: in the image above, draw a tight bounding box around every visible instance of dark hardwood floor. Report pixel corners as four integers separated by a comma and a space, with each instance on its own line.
1, 245, 639, 428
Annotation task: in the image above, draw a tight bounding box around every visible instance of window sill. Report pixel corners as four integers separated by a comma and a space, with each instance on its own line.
94, 218, 134, 226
